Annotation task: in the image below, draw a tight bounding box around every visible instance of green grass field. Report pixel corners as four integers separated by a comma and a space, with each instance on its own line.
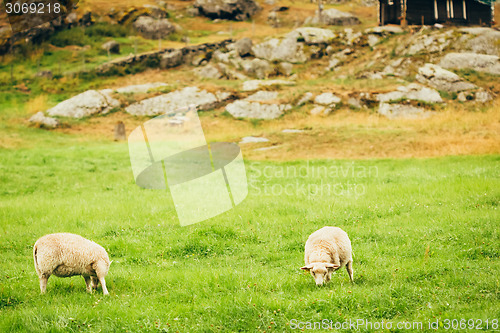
0, 139, 498, 332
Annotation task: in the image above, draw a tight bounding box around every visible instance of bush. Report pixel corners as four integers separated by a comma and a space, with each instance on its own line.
49, 28, 90, 47
85, 23, 129, 38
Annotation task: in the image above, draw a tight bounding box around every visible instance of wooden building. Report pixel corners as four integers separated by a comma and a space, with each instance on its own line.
378, 0, 495, 26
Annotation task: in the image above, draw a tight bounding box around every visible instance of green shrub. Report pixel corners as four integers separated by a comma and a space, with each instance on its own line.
49, 28, 90, 47
85, 23, 130, 38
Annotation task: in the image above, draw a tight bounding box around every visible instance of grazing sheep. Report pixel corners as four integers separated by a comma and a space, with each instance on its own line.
301, 226, 353, 286
33, 233, 111, 295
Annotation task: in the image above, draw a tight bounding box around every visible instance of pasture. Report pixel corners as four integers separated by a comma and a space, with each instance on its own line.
0, 140, 498, 332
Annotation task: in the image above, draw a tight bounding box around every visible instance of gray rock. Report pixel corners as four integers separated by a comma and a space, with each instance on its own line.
458, 89, 494, 103
194, 64, 223, 79
462, 28, 500, 55
46, 90, 120, 118
378, 103, 431, 119
367, 35, 380, 47
376, 84, 443, 104
115, 82, 169, 94
160, 49, 183, 68
29, 112, 59, 128
35, 70, 53, 78
296, 92, 313, 106
365, 26, 403, 35
416, 63, 476, 93
133, 16, 175, 39
307, 8, 360, 26
252, 37, 307, 63
287, 27, 336, 44
186, 7, 200, 17
242, 79, 295, 91
242, 58, 273, 79
278, 62, 293, 76
234, 37, 253, 57
399, 31, 452, 56
226, 100, 290, 119
194, 0, 261, 21
314, 92, 341, 106
218, 63, 248, 80
310, 105, 331, 115
125, 87, 231, 116
439, 53, 500, 75
101, 40, 120, 54
240, 136, 270, 143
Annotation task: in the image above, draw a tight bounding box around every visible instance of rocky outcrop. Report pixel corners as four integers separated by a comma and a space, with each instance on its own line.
306, 9, 360, 26
439, 53, 500, 75
46, 90, 120, 118
242, 58, 273, 79
133, 16, 176, 39
376, 84, 443, 104
252, 37, 307, 63
29, 112, 59, 128
378, 103, 431, 119
125, 87, 232, 116
194, 0, 261, 21
287, 27, 336, 44
225, 90, 290, 119
459, 27, 500, 56
416, 63, 476, 93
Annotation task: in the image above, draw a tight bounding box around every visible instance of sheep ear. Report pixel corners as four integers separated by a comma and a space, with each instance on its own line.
325, 263, 340, 270
300, 265, 313, 271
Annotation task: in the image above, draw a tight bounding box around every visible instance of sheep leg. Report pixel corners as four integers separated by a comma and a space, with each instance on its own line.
98, 275, 109, 295
39, 274, 49, 294
84, 276, 92, 293
346, 261, 354, 283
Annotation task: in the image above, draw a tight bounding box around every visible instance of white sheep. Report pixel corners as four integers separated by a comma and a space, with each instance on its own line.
301, 226, 354, 286
33, 233, 111, 295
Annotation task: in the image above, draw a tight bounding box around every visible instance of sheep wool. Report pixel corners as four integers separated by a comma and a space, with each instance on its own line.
33, 233, 111, 295
301, 226, 354, 286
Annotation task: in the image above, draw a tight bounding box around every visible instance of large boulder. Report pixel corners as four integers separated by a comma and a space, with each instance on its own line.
459, 27, 500, 56
225, 90, 290, 119
376, 84, 443, 104
194, 0, 261, 21
242, 58, 273, 79
125, 87, 231, 116
378, 103, 431, 119
233, 37, 253, 57
133, 16, 175, 39
287, 27, 336, 44
252, 37, 307, 63
46, 90, 120, 118
439, 53, 500, 75
160, 49, 183, 68
416, 63, 476, 93
306, 9, 360, 26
